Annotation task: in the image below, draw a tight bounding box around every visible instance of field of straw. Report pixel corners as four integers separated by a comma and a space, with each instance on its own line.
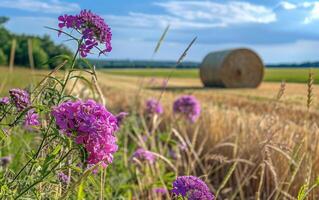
72, 70, 319, 199
1, 66, 319, 199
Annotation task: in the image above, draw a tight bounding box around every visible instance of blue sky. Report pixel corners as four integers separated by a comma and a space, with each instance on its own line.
1, 0, 319, 64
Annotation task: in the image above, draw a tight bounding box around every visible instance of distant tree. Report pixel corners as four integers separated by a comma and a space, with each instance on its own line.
0, 48, 7, 65
0, 16, 9, 25
33, 48, 49, 69
32, 38, 49, 69
0, 28, 11, 54
14, 35, 30, 67
40, 35, 72, 69
0, 17, 72, 69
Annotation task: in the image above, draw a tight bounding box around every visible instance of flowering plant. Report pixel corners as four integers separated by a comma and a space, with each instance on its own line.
131, 147, 156, 164
173, 95, 201, 122
52, 100, 119, 167
0, 10, 119, 199
58, 9, 112, 57
172, 176, 215, 200
145, 98, 163, 115
0, 9, 216, 200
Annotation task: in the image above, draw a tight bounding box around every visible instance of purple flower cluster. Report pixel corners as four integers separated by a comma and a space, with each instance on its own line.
0, 97, 9, 105
9, 89, 30, 111
24, 109, 40, 127
0, 156, 11, 167
172, 176, 215, 200
52, 100, 119, 167
145, 99, 163, 115
132, 148, 156, 164
153, 187, 167, 196
173, 95, 201, 122
57, 172, 70, 184
58, 10, 112, 57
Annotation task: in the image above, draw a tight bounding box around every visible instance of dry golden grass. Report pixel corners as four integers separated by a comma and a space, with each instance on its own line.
84, 72, 319, 199
2, 66, 319, 199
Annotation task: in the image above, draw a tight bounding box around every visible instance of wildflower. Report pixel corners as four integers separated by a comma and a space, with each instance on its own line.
24, 109, 40, 127
142, 134, 148, 142
145, 99, 163, 115
153, 187, 167, 196
57, 172, 70, 184
172, 176, 215, 200
173, 95, 201, 122
132, 148, 156, 164
58, 10, 112, 57
0, 156, 11, 167
52, 100, 119, 167
169, 148, 177, 160
179, 142, 187, 151
9, 89, 30, 111
0, 97, 9, 105
116, 112, 128, 126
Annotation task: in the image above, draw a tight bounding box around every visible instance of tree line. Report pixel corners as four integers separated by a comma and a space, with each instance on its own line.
0, 17, 72, 69
88, 59, 200, 69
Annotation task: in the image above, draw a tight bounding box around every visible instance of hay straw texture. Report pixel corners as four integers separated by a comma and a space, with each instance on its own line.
199, 48, 264, 88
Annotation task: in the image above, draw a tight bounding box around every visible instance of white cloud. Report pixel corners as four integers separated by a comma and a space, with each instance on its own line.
277, 1, 319, 24
279, 1, 297, 10
304, 2, 319, 24
301, 2, 314, 8
104, 1, 276, 30
155, 1, 276, 25
105, 12, 225, 29
0, 0, 80, 14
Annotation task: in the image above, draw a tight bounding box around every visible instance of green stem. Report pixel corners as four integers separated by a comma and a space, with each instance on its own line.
11, 36, 82, 197
9, 107, 34, 127
27, 119, 54, 175
0, 105, 13, 122
14, 149, 74, 199
59, 41, 81, 102
10, 119, 54, 183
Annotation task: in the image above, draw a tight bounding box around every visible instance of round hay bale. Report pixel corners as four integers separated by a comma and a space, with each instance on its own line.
199, 48, 264, 88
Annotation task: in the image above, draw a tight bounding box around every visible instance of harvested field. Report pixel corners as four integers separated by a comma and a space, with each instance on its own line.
1, 67, 319, 199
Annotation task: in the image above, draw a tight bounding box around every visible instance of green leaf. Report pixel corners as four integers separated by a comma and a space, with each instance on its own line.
77, 180, 85, 200
216, 161, 238, 198
51, 145, 62, 156
297, 184, 308, 200
0, 128, 7, 141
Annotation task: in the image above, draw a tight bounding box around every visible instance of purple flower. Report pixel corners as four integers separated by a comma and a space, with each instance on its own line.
169, 148, 177, 160
179, 142, 187, 151
172, 176, 215, 200
153, 187, 167, 196
142, 134, 148, 142
145, 99, 163, 115
52, 100, 119, 167
173, 95, 201, 122
57, 172, 70, 184
58, 10, 112, 57
0, 156, 11, 167
132, 148, 156, 164
24, 109, 40, 127
9, 89, 30, 111
0, 97, 9, 105
116, 112, 128, 126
